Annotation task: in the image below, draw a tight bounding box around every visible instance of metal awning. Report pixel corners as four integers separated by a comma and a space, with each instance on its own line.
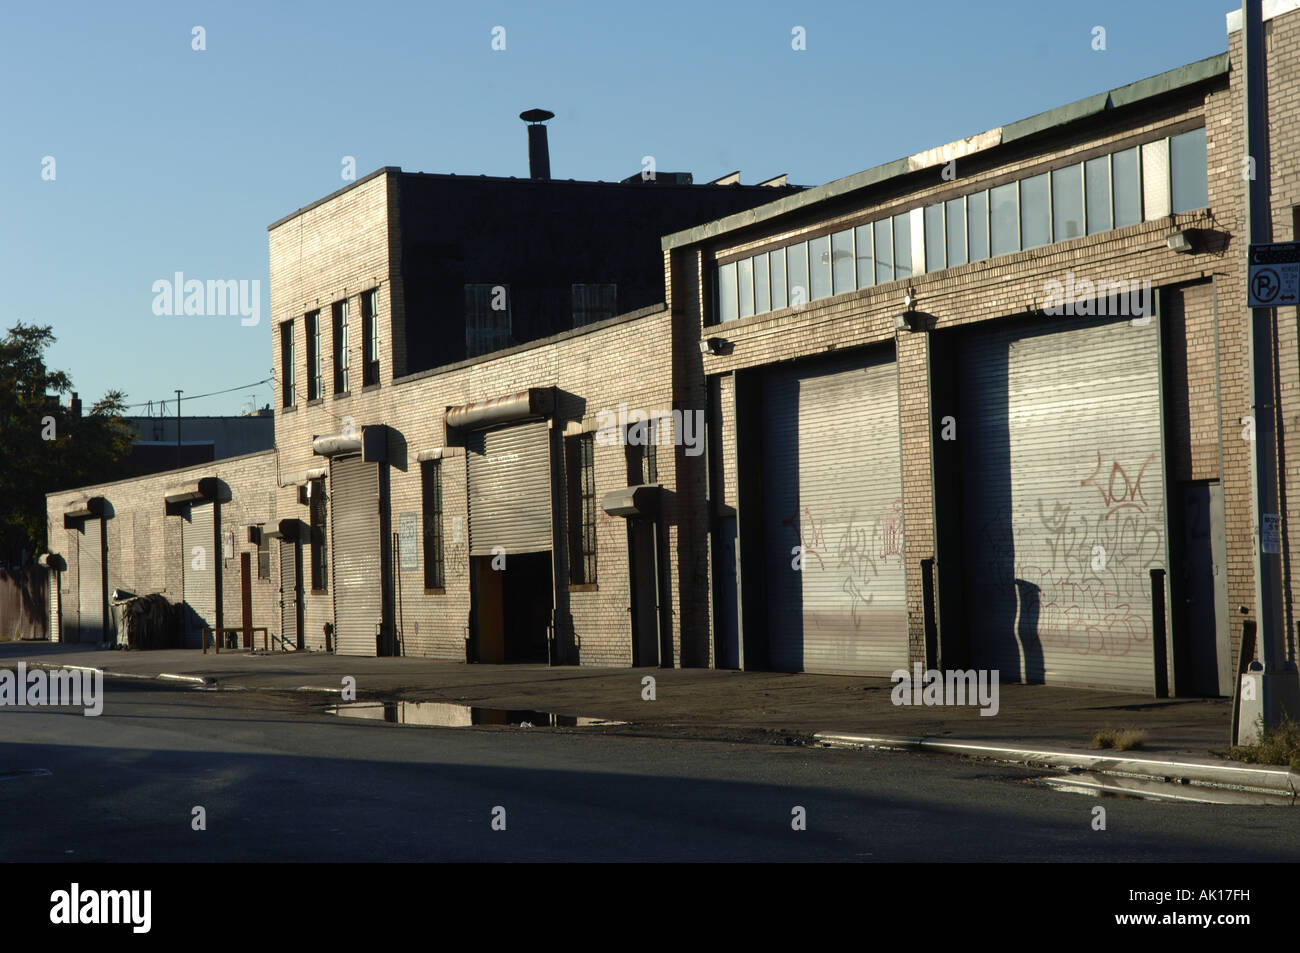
63, 497, 107, 526
163, 477, 218, 505
313, 425, 387, 462
602, 485, 661, 519
282, 465, 327, 487
264, 518, 309, 542
445, 387, 554, 431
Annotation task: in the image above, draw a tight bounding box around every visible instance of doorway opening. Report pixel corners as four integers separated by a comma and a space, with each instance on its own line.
473, 551, 553, 663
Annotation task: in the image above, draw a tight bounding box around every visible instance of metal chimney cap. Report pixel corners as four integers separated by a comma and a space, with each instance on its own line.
520, 108, 554, 124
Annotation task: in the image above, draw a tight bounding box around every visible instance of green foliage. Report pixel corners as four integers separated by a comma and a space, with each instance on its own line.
1225, 715, 1300, 770
0, 322, 134, 558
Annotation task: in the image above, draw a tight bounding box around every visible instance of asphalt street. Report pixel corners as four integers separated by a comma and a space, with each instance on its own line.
2, 683, 1297, 862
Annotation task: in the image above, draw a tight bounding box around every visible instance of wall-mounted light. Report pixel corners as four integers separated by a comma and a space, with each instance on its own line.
1167, 229, 1195, 254
895, 289, 920, 331
699, 337, 727, 355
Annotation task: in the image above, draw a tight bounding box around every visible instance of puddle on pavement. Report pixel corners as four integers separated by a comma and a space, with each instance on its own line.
326, 700, 627, 728
1033, 771, 1294, 806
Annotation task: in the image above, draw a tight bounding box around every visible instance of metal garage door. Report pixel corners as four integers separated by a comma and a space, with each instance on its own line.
961, 314, 1165, 690
182, 502, 217, 648
49, 571, 60, 643
467, 421, 552, 555
761, 353, 907, 674
76, 520, 105, 644
279, 539, 301, 650
330, 455, 384, 656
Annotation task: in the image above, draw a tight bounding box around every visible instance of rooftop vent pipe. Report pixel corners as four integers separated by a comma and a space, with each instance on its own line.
520, 108, 554, 180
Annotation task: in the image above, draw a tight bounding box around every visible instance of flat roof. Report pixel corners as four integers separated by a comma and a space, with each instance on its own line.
267, 166, 801, 232
661, 52, 1229, 251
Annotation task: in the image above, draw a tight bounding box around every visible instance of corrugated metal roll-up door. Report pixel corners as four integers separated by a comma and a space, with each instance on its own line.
961, 314, 1165, 690
330, 455, 384, 656
467, 420, 552, 555
182, 502, 217, 648
49, 572, 60, 643
77, 520, 105, 644
761, 354, 907, 674
279, 539, 300, 650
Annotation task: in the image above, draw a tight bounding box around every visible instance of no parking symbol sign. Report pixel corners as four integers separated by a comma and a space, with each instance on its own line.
1249, 242, 1300, 307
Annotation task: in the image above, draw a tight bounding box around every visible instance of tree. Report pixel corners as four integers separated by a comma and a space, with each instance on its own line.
0, 322, 134, 562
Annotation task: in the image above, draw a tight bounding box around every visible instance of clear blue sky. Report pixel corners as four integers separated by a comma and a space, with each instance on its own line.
3, 0, 1236, 416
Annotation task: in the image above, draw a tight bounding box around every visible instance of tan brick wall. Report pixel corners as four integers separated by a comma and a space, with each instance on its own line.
46, 451, 279, 644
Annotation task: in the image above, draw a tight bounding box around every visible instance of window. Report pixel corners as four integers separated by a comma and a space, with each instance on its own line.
717, 261, 738, 322
893, 212, 912, 279
421, 460, 444, 590
256, 525, 269, 580
309, 478, 327, 591
332, 299, 349, 395
1052, 164, 1084, 242
306, 310, 322, 401
465, 283, 512, 357
854, 224, 874, 288
924, 204, 944, 273
361, 289, 380, 386
809, 235, 832, 301
873, 219, 892, 284
1019, 173, 1050, 249
787, 242, 809, 306
626, 417, 658, 486
753, 252, 771, 313
566, 433, 596, 585
769, 249, 787, 310
738, 257, 755, 317
967, 191, 989, 262
280, 321, 296, 407
990, 182, 1019, 256
831, 229, 855, 295
1085, 156, 1112, 234
572, 283, 618, 327
1112, 147, 1142, 227
1170, 128, 1208, 213
945, 197, 966, 267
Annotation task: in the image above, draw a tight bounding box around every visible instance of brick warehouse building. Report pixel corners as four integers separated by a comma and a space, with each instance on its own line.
666, 3, 1300, 701
43, 4, 1300, 703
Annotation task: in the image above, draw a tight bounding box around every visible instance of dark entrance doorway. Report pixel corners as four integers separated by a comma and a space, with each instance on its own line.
1178, 481, 1230, 696
472, 551, 553, 663
630, 520, 660, 666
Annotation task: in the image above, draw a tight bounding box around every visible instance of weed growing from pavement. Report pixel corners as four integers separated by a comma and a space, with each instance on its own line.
1091, 728, 1147, 751
1223, 715, 1300, 769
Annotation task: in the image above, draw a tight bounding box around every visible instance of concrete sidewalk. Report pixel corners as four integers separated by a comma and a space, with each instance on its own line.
0, 641, 1235, 759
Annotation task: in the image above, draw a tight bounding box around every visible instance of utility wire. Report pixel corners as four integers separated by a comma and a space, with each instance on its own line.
123, 376, 274, 411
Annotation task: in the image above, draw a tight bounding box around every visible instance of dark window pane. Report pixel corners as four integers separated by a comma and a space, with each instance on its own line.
1052, 164, 1084, 242
967, 191, 989, 261
1170, 128, 1208, 213
1113, 147, 1142, 227
1019, 173, 1050, 249
1085, 156, 1111, 234
990, 182, 1019, 256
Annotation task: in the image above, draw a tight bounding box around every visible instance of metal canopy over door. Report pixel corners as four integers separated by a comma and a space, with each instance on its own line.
76, 519, 106, 644
467, 420, 552, 555
330, 454, 384, 656
960, 314, 1165, 691
182, 502, 217, 648
279, 538, 302, 651
761, 353, 907, 675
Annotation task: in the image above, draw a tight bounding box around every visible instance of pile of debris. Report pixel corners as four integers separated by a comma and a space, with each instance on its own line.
120, 593, 182, 650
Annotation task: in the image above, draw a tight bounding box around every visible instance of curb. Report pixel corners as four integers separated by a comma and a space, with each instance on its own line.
814, 732, 1300, 796
18, 662, 212, 689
